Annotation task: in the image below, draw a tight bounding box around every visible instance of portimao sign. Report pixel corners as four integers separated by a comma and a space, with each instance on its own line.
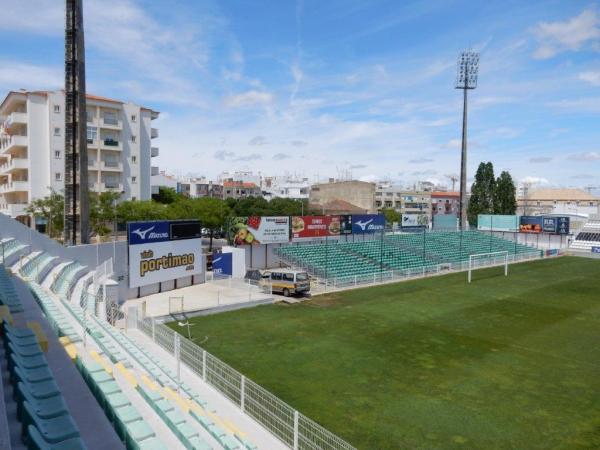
127, 220, 203, 288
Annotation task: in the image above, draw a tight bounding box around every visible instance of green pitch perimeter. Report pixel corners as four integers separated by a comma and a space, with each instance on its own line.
167, 257, 600, 449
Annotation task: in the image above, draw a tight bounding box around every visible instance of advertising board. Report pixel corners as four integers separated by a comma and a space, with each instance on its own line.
351, 214, 385, 234
555, 216, 570, 235
592, 247, 600, 254
519, 216, 543, 233
402, 213, 429, 228
128, 220, 203, 288
231, 216, 290, 245
291, 216, 343, 239
478, 214, 519, 231
212, 251, 233, 276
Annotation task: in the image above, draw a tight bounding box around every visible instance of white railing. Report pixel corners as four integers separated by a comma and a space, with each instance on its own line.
136, 317, 356, 450
309, 250, 544, 293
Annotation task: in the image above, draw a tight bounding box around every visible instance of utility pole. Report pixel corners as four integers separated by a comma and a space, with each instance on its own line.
455, 50, 479, 230
64, 0, 89, 245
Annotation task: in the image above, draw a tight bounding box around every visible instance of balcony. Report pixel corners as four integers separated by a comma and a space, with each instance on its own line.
0, 135, 27, 154
0, 181, 28, 194
101, 117, 123, 130
90, 182, 123, 193
100, 139, 122, 151
101, 160, 123, 172
0, 157, 28, 174
4, 112, 27, 130
151, 166, 159, 176
151, 146, 159, 157
88, 160, 99, 170
0, 203, 28, 217
151, 128, 159, 139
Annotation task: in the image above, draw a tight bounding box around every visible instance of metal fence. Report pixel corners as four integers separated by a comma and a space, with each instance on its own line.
136, 317, 356, 450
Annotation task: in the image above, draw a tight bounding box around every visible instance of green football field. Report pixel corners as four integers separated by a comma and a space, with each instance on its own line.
168, 257, 600, 449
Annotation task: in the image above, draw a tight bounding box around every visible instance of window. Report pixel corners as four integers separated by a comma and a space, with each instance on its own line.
54, 150, 61, 159
271, 272, 282, 281
55, 172, 62, 181
131, 176, 137, 184
132, 196, 136, 201
131, 114, 137, 122
131, 155, 137, 163
283, 273, 294, 281
86, 110, 93, 122
54, 127, 60, 136
53, 105, 60, 113
103, 111, 118, 125
86, 126, 97, 143
131, 135, 136, 143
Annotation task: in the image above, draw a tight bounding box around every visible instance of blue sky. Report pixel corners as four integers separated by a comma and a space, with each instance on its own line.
1, 0, 599, 190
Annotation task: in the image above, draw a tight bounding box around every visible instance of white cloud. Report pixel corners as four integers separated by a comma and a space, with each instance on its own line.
578, 71, 600, 86
532, 8, 600, 59
520, 176, 550, 185
0, 61, 62, 91
547, 97, 600, 113
568, 151, 600, 161
224, 90, 273, 108
0, 0, 63, 35
248, 136, 268, 146
441, 139, 461, 150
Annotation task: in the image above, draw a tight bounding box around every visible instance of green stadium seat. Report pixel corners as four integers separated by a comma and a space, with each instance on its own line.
27, 425, 87, 450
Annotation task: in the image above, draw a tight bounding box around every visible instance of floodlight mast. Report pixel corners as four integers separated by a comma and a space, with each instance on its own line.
455, 50, 479, 231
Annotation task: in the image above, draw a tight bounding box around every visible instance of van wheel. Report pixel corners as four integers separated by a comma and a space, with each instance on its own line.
283, 288, 290, 297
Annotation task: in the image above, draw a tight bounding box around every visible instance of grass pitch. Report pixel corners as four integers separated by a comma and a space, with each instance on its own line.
168, 257, 600, 449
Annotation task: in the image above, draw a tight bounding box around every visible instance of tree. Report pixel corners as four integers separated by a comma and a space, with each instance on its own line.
25, 189, 64, 239
493, 171, 517, 215
89, 191, 122, 240
467, 162, 496, 227
116, 200, 168, 223
381, 208, 401, 226
152, 186, 179, 204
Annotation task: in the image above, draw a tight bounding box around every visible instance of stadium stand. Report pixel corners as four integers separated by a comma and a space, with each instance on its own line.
570, 219, 600, 252
0, 234, 292, 449
277, 230, 540, 280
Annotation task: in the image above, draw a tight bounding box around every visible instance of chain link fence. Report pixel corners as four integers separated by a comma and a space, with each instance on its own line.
136, 317, 356, 450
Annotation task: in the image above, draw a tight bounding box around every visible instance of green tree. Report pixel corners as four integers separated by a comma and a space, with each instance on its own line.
467, 162, 496, 227
152, 186, 180, 204
25, 189, 64, 239
168, 197, 230, 250
493, 171, 517, 215
116, 200, 168, 223
89, 191, 122, 240
381, 208, 401, 226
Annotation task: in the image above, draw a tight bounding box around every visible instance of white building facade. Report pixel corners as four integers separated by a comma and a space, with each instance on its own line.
0, 90, 159, 222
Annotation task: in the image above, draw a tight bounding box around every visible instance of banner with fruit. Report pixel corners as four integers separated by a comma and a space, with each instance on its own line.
232, 216, 290, 245
291, 215, 343, 239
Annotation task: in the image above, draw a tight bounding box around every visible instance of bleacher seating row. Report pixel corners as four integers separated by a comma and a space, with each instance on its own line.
1, 321, 86, 449
26, 274, 256, 450
1, 264, 24, 313
570, 219, 600, 251
278, 230, 539, 279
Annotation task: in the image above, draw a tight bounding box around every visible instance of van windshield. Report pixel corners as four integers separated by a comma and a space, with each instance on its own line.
296, 272, 308, 281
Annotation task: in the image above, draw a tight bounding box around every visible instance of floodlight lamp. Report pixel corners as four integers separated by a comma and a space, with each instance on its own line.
455, 50, 479, 89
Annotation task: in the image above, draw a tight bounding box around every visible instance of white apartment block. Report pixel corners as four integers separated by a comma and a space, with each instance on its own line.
0, 89, 159, 223
262, 175, 310, 200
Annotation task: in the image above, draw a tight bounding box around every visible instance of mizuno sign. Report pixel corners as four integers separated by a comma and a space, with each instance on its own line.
351, 215, 385, 234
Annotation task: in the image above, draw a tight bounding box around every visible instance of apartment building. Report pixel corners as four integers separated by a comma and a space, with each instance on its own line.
431, 191, 460, 216
222, 180, 261, 199
262, 175, 310, 200
0, 90, 159, 223
177, 177, 224, 199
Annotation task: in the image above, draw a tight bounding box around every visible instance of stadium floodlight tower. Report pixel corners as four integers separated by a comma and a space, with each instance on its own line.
64, 0, 90, 245
455, 50, 479, 231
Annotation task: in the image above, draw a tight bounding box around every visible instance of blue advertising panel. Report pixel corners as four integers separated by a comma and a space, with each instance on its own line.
592, 246, 600, 254
127, 221, 170, 245
351, 214, 385, 234
556, 216, 570, 235
542, 217, 557, 233
212, 252, 232, 276
542, 216, 570, 234
519, 216, 543, 233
